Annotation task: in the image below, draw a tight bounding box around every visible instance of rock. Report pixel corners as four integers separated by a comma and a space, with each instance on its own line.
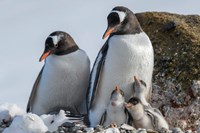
60, 122, 75, 128
163, 21, 178, 31
185, 130, 192, 133
172, 127, 183, 133
158, 128, 171, 133
104, 127, 120, 133
94, 125, 104, 132
136, 12, 200, 91
137, 128, 147, 133
76, 130, 83, 133
83, 127, 94, 133
146, 129, 158, 133
120, 124, 136, 131
191, 80, 200, 98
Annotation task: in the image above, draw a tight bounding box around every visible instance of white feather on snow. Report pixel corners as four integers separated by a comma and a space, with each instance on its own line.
40, 110, 82, 132
3, 113, 48, 133
0, 103, 25, 123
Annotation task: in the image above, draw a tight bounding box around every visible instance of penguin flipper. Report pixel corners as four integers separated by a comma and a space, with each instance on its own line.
87, 41, 108, 110
100, 111, 107, 126
26, 66, 44, 112
145, 109, 159, 130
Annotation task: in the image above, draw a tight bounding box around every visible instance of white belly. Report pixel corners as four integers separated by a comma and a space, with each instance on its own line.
32, 50, 90, 115
90, 32, 154, 126
104, 104, 126, 126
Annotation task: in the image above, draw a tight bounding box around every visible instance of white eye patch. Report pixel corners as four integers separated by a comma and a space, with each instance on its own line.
111, 10, 126, 23
49, 34, 64, 47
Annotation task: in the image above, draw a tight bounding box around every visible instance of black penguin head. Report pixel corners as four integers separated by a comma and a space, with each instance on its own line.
124, 97, 141, 109
103, 6, 143, 39
39, 31, 78, 62
128, 97, 141, 105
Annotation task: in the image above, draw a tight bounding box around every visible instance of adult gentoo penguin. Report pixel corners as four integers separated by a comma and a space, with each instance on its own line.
27, 31, 90, 115
87, 6, 154, 127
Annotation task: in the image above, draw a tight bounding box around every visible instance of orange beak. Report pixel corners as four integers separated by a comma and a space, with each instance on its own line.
115, 86, 120, 91
102, 27, 114, 39
134, 76, 139, 82
124, 103, 133, 108
39, 51, 51, 62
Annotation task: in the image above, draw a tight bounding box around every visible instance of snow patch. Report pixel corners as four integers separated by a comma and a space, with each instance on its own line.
3, 113, 48, 133
0, 103, 25, 124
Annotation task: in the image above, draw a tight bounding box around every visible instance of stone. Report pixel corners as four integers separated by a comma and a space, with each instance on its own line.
191, 80, 200, 98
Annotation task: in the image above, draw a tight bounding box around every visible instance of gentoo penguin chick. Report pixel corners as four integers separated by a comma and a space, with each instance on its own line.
133, 76, 150, 106
27, 31, 90, 115
100, 86, 127, 127
88, 6, 154, 127
125, 97, 169, 130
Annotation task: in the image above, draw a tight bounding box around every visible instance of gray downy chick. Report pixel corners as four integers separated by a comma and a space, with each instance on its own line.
125, 97, 169, 131
133, 76, 150, 106
100, 86, 127, 127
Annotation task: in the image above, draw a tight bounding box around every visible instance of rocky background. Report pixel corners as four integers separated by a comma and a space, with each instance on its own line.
136, 12, 200, 132
0, 12, 200, 133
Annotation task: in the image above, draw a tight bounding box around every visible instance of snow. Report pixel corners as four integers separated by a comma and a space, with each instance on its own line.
0, 103, 25, 124
3, 113, 48, 133
0, 104, 82, 132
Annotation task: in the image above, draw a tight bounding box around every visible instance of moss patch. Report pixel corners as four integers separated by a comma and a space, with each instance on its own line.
136, 12, 200, 90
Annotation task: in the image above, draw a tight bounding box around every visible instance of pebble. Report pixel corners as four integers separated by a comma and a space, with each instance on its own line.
163, 21, 177, 31
60, 122, 75, 128
104, 127, 120, 133
83, 127, 94, 133
191, 80, 200, 98
137, 128, 147, 133
76, 129, 83, 133
120, 124, 136, 131
172, 127, 183, 133
94, 125, 104, 132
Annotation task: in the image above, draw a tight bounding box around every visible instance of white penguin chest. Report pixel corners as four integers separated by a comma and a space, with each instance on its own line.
99, 33, 153, 101
35, 50, 89, 107
103, 102, 126, 126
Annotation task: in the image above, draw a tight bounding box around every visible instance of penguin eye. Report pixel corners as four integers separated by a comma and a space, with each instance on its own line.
133, 100, 139, 105
54, 44, 58, 48
140, 80, 146, 87
108, 12, 120, 26
129, 97, 140, 105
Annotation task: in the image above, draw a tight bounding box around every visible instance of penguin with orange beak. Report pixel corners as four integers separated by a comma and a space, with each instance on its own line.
27, 31, 90, 115
100, 86, 127, 127
125, 97, 169, 130
88, 6, 154, 127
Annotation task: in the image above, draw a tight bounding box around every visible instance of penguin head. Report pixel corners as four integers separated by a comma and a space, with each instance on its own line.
133, 76, 147, 93
125, 97, 145, 120
39, 31, 78, 62
103, 6, 142, 39
110, 86, 125, 106
124, 97, 141, 109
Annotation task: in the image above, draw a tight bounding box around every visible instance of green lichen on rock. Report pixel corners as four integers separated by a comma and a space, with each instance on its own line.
136, 12, 200, 90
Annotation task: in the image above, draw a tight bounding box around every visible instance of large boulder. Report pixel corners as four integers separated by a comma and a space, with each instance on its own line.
136, 12, 200, 90
136, 12, 200, 131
